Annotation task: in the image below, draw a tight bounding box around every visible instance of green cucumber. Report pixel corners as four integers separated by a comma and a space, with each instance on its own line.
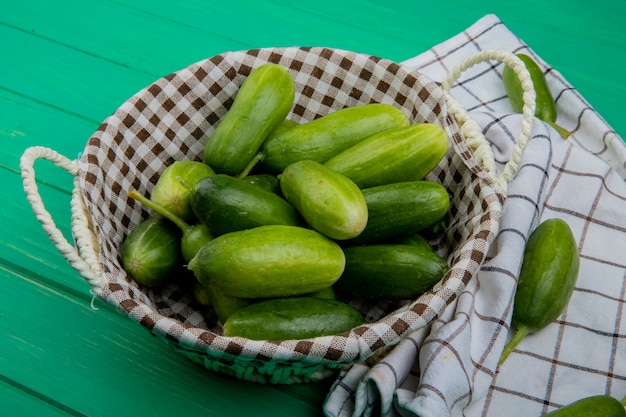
240, 173, 280, 194
121, 216, 181, 287
503, 53, 571, 139
280, 160, 368, 240
187, 225, 346, 298
128, 189, 214, 263
205, 284, 255, 324
335, 244, 448, 300
542, 395, 626, 416
261, 103, 409, 172
150, 160, 215, 222
345, 181, 449, 245
324, 123, 449, 188
395, 233, 436, 252
222, 296, 364, 340
498, 218, 580, 365
203, 63, 295, 176
190, 174, 302, 236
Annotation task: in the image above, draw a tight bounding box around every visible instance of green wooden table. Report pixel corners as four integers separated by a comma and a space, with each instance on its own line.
2, 1, 624, 416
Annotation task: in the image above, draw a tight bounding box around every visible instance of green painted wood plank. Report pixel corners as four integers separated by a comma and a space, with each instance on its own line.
0, 379, 73, 417
0, 265, 329, 417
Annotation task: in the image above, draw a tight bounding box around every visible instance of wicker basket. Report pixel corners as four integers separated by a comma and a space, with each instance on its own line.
21, 47, 535, 384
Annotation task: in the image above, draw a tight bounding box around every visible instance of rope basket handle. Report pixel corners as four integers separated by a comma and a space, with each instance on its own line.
20, 146, 106, 294
441, 49, 537, 193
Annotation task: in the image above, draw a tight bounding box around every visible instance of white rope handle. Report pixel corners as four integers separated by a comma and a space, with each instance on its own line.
441, 49, 536, 193
20, 146, 105, 294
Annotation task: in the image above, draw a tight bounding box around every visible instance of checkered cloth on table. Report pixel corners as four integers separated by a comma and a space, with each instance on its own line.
323, 13, 626, 417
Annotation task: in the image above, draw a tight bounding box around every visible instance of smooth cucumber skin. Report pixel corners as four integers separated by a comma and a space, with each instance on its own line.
513, 218, 580, 332
222, 296, 364, 340
280, 160, 368, 240
121, 216, 181, 287
240, 173, 280, 194
187, 225, 346, 298
503, 53, 557, 124
150, 160, 215, 222
335, 244, 448, 300
542, 395, 626, 416
323, 123, 449, 188
261, 103, 409, 172
190, 174, 302, 236
203, 63, 295, 176
345, 181, 449, 245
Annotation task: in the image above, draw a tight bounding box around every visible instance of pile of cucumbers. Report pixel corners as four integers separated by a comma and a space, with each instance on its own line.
121, 63, 452, 341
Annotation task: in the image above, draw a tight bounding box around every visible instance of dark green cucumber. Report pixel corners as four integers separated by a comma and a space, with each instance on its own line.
324, 123, 449, 188
345, 181, 449, 245
240, 173, 280, 194
335, 244, 448, 300
222, 296, 364, 340
498, 218, 580, 365
128, 189, 214, 263
190, 174, 302, 236
280, 160, 368, 240
187, 225, 346, 299
503, 53, 571, 139
203, 63, 295, 176
121, 216, 181, 287
395, 233, 436, 253
542, 395, 626, 416
261, 103, 409, 172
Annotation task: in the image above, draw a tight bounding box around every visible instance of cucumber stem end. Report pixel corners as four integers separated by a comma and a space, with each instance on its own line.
498, 325, 531, 366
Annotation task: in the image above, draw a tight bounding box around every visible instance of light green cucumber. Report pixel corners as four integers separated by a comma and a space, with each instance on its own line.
150, 160, 215, 222
187, 225, 346, 299
203, 63, 295, 176
261, 103, 409, 172
324, 123, 449, 188
280, 160, 368, 240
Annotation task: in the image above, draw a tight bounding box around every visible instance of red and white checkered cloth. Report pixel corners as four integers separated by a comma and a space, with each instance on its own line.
324, 14, 626, 417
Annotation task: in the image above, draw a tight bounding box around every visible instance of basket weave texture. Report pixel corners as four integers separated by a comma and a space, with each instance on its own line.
77, 47, 504, 384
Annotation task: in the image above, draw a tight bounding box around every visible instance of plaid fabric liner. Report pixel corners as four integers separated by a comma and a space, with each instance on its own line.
77, 46, 504, 383
324, 14, 626, 417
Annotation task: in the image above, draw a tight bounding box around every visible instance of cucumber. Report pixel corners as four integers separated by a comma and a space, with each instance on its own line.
239, 173, 280, 194
498, 218, 580, 365
261, 103, 409, 172
187, 225, 346, 298
395, 233, 436, 253
345, 181, 449, 245
121, 216, 181, 287
203, 63, 295, 176
503, 54, 571, 139
205, 284, 255, 324
190, 174, 302, 236
335, 244, 448, 300
150, 160, 216, 222
542, 395, 626, 416
222, 296, 364, 340
324, 123, 449, 188
280, 160, 368, 240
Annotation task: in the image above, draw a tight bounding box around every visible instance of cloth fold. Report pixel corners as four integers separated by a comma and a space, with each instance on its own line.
323, 14, 626, 417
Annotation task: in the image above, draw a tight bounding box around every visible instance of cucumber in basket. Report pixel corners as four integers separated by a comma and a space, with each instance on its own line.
223, 296, 364, 340
204, 63, 296, 176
